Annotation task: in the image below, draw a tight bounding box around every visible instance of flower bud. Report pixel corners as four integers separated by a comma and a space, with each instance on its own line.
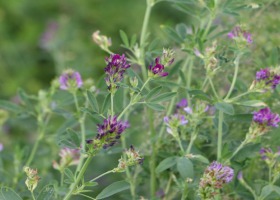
24, 167, 40, 192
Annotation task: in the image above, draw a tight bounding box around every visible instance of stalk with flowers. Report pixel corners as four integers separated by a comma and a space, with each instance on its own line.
0, 0, 280, 200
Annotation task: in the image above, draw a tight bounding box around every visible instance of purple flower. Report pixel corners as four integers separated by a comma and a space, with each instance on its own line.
59, 69, 83, 90
104, 54, 130, 92
237, 171, 243, 180
0, 143, 3, 152
176, 98, 188, 109
184, 107, 193, 114
256, 68, 270, 81
259, 147, 272, 160
228, 26, 252, 44
96, 116, 129, 149
199, 161, 234, 198
253, 107, 280, 127
272, 75, 280, 89
148, 57, 168, 77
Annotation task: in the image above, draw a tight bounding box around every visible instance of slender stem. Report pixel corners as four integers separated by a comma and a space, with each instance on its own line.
217, 111, 223, 161
176, 136, 185, 155
202, 77, 209, 91
31, 191, 36, 200
208, 77, 219, 99
118, 102, 132, 120
224, 54, 242, 100
79, 193, 96, 200
227, 91, 252, 102
140, 0, 153, 80
74, 92, 88, 174
186, 127, 197, 154
149, 108, 157, 198
226, 140, 247, 164
63, 156, 93, 200
60, 170, 65, 186
89, 170, 114, 182
186, 58, 193, 102
269, 165, 272, 183
240, 179, 258, 200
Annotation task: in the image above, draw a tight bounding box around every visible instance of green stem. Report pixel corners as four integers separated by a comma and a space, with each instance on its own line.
226, 140, 247, 164
186, 127, 197, 154
61, 170, 65, 186
79, 193, 96, 200
224, 54, 242, 100
89, 170, 114, 182
208, 77, 219, 99
176, 136, 185, 155
186, 58, 193, 103
149, 109, 156, 198
31, 191, 36, 200
227, 90, 253, 102
140, 0, 153, 80
269, 165, 272, 183
240, 179, 258, 200
63, 156, 93, 200
217, 111, 223, 162
74, 92, 88, 174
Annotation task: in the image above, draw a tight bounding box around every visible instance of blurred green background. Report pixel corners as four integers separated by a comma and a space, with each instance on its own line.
0, 0, 185, 99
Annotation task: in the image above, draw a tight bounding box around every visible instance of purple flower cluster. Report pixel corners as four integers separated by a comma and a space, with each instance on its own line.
59, 70, 83, 90
104, 54, 130, 92
176, 98, 188, 109
148, 57, 168, 77
255, 68, 280, 89
228, 26, 252, 44
199, 161, 234, 199
253, 107, 280, 127
96, 116, 129, 149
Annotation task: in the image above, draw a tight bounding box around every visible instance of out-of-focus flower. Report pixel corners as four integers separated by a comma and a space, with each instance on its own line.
96, 115, 129, 149
53, 148, 80, 171
0, 143, 3, 152
194, 41, 218, 71
105, 54, 130, 93
92, 30, 112, 51
24, 167, 40, 192
59, 69, 83, 91
161, 48, 175, 66
253, 107, 280, 128
176, 98, 188, 109
39, 21, 59, 50
237, 171, 243, 180
259, 147, 273, 160
198, 161, 234, 199
113, 145, 144, 172
228, 26, 252, 44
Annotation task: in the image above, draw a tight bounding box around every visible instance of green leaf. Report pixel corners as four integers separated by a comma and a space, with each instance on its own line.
215, 102, 234, 115
0, 100, 22, 113
235, 100, 267, 107
156, 156, 178, 174
96, 180, 130, 199
64, 168, 75, 181
84, 181, 98, 187
18, 88, 33, 109
101, 94, 111, 115
179, 70, 187, 85
130, 34, 137, 47
37, 185, 55, 200
119, 30, 129, 47
87, 91, 99, 113
146, 103, 166, 111
145, 86, 162, 101
260, 185, 280, 199
227, 114, 253, 123
188, 89, 212, 102
0, 187, 22, 200
150, 92, 177, 103
176, 157, 194, 179
191, 155, 209, 164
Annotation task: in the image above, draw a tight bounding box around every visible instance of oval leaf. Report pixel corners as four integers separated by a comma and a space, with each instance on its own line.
150, 92, 177, 103
176, 157, 194, 179
0, 100, 22, 113
96, 180, 130, 199
146, 103, 166, 111
87, 91, 99, 113
37, 185, 55, 200
235, 100, 267, 107
215, 102, 234, 115
156, 156, 178, 174
146, 86, 162, 101
0, 187, 22, 200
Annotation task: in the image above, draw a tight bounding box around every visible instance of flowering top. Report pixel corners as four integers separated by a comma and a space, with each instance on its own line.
259, 147, 273, 160
228, 26, 252, 44
92, 30, 112, 52
253, 107, 280, 127
59, 69, 83, 91
253, 68, 280, 90
113, 145, 144, 172
96, 115, 129, 149
164, 114, 188, 134
39, 21, 58, 50
148, 57, 168, 78
24, 167, 40, 192
176, 98, 188, 109
53, 148, 80, 171
104, 54, 130, 93
199, 161, 234, 199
